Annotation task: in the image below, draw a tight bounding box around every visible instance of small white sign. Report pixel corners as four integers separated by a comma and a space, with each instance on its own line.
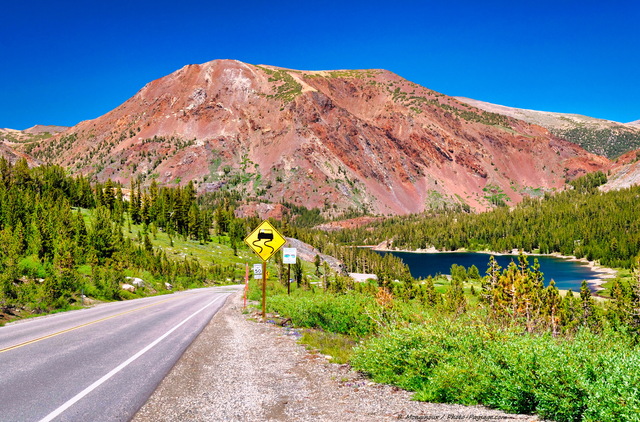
253, 263, 263, 279
283, 248, 297, 264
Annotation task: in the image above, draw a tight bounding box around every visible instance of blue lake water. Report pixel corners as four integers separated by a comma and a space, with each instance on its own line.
373, 251, 601, 292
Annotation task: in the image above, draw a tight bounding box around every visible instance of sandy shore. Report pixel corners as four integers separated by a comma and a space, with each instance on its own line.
547, 252, 618, 292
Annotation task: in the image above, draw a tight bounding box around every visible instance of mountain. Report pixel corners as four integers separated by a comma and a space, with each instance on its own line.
602, 148, 640, 192
23, 125, 69, 135
0, 126, 63, 166
1, 125, 67, 142
0, 142, 40, 167
456, 97, 640, 159
27, 59, 606, 215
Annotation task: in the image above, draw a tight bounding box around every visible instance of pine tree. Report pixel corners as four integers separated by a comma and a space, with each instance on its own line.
481, 256, 502, 315
445, 277, 466, 314
422, 277, 439, 306
560, 290, 580, 333
0, 226, 21, 304
542, 280, 561, 335
293, 258, 304, 289
580, 280, 597, 329
629, 261, 640, 334
468, 265, 481, 280
89, 207, 117, 262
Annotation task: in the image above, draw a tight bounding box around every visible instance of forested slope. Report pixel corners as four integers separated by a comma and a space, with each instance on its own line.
0, 159, 243, 322
327, 172, 639, 269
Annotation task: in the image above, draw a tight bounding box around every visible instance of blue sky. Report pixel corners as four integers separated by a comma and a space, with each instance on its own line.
2, 0, 638, 129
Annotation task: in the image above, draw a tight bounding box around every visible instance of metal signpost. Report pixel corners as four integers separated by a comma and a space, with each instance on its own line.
244, 220, 286, 318
282, 247, 297, 295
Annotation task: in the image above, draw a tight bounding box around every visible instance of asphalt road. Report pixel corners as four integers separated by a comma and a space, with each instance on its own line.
0, 285, 241, 422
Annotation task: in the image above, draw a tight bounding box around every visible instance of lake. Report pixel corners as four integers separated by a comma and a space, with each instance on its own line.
373, 250, 601, 292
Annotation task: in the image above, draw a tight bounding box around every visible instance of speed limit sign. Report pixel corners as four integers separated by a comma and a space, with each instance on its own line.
253, 263, 263, 279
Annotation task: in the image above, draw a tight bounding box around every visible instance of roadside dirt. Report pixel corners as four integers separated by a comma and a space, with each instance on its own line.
133, 292, 539, 421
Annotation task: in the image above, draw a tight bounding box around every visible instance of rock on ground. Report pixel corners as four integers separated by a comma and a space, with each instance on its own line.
133, 292, 539, 422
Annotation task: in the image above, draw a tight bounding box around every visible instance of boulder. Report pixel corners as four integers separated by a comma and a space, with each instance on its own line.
121, 284, 136, 293
127, 277, 145, 287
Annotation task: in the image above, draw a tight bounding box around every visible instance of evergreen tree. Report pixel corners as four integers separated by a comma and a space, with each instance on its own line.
293, 258, 304, 289
579, 280, 598, 329
89, 207, 117, 262
468, 265, 481, 280
542, 280, 561, 335
481, 256, 502, 315
445, 277, 466, 314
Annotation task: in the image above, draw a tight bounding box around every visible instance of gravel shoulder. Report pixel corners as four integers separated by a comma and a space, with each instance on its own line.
133, 292, 539, 422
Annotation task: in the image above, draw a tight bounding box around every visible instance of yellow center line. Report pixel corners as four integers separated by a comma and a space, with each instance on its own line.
0, 295, 183, 354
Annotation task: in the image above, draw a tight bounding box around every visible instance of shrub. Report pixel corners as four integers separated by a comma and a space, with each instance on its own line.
267, 291, 378, 337
352, 322, 640, 422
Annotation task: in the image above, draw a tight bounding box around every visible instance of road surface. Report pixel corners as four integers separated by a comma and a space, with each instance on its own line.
0, 285, 240, 422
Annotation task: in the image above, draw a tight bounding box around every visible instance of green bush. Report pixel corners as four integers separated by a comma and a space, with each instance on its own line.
19, 256, 49, 279
246, 267, 640, 421
352, 322, 640, 422
267, 291, 378, 337
118, 290, 137, 300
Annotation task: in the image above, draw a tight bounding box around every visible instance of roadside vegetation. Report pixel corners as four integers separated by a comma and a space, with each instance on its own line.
250, 251, 640, 422
247, 171, 640, 422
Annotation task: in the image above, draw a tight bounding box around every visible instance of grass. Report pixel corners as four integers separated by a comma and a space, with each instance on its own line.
298, 329, 357, 364
79, 208, 252, 269
598, 268, 634, 298
256, 66, 303, 103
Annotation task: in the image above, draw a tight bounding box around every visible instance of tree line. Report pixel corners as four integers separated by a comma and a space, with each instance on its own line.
0, 159, 241, 317
321, 171, 640, 269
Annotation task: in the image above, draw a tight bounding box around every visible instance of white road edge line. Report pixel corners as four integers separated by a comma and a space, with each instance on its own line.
38, 293, 228, 422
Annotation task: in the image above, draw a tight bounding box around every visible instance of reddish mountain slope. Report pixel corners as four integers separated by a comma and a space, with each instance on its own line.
602, 149, 640, 191
30, 60, 607, 214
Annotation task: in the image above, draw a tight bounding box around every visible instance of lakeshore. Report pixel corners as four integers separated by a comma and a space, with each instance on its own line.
370, 245, 618, 293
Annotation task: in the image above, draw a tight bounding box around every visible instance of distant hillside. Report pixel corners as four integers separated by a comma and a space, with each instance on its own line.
1, 125, 68, 144
0, 140, 41, 167
24, 125, 69, 135
0, 126, 60, 166
456, 97, 640, 159
25, 60, 606, 215
602, 148, 640, 192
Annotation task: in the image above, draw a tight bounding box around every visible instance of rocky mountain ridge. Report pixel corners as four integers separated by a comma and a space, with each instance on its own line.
24, 59, 607, 214
456, 97, 640, 159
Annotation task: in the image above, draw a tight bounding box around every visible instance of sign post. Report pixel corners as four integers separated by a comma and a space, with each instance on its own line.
244, 220, 286, 318
283, 248, 297, 295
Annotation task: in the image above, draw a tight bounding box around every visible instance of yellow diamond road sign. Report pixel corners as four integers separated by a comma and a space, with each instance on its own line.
244, 220, 286, 261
